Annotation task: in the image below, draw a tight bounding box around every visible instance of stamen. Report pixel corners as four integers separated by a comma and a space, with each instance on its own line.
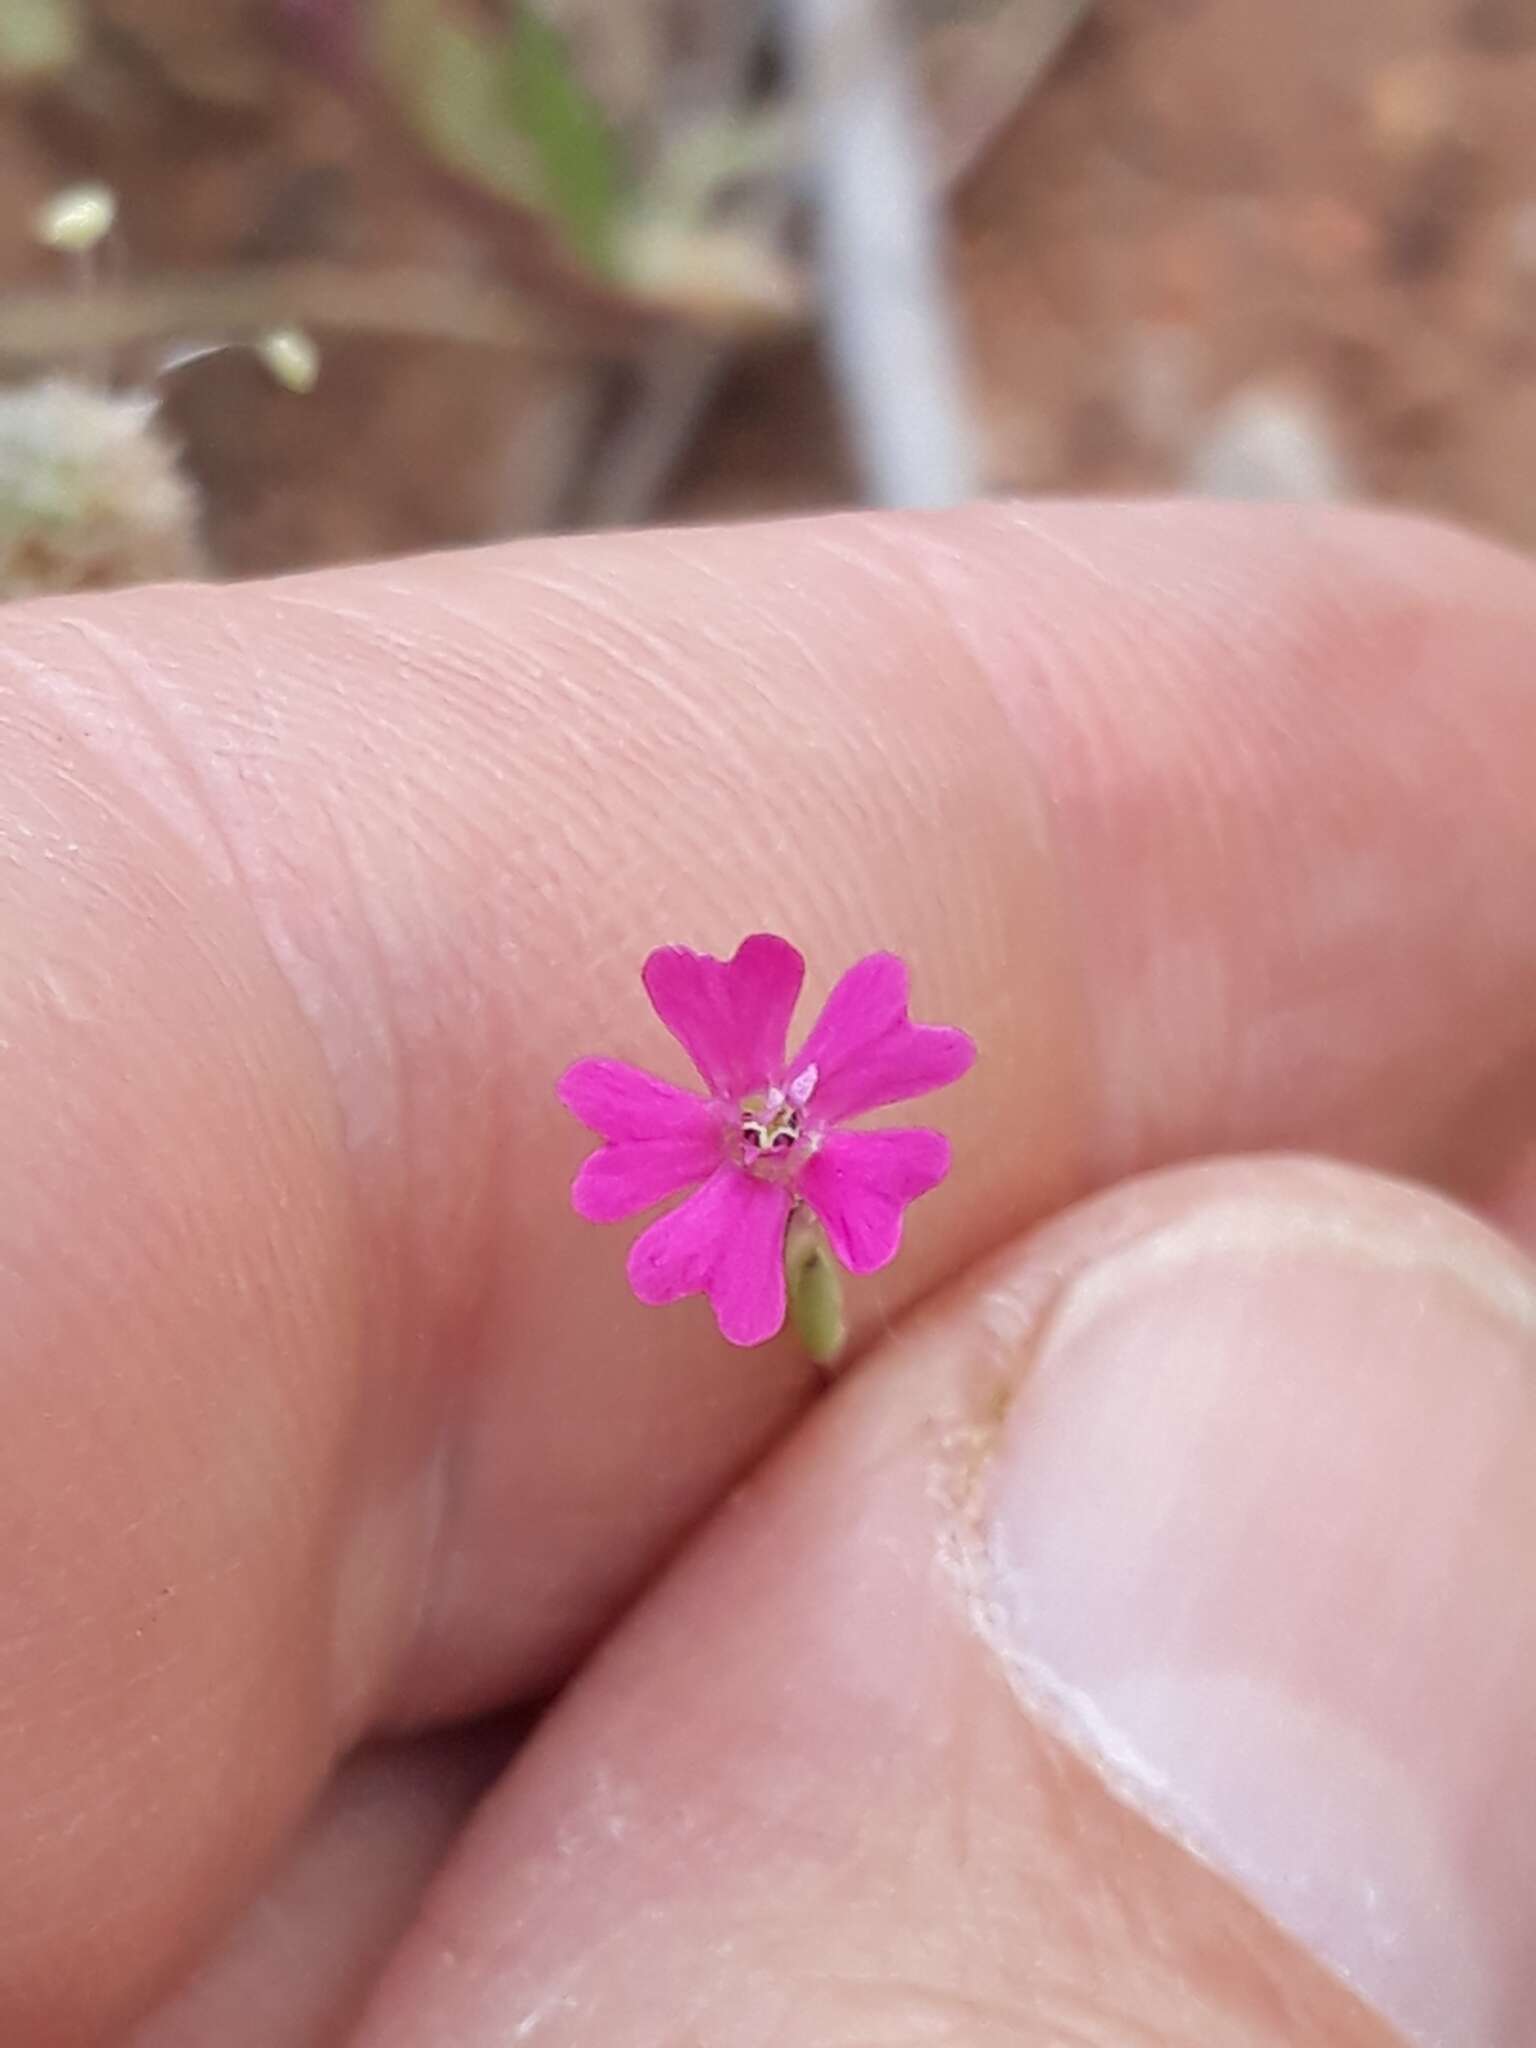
740, 1097, 802, 1161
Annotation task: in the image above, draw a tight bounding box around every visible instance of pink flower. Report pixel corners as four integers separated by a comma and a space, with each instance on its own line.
558, 936, 975, 1346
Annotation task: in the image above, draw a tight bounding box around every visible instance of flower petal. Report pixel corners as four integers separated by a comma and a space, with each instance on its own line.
789, 953, 975, 1123
571, 1134, 721, 1222
798, 1126, 951, 1274
557, 1057, 718, 1143
642, 934, 805, 1098
627, 1165, 791, 1345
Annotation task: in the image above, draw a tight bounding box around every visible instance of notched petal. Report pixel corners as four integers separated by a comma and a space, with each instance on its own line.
628, 1165, 791, 1344
642, 934, 805, 1097
571, 1132, 721, 1222
790, 953, 975, 1123
799, 1126, 951, 1274
558, 1057, 718, 1143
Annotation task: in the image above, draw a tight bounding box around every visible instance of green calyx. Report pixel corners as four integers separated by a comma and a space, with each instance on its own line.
785, 1209, 846, 1373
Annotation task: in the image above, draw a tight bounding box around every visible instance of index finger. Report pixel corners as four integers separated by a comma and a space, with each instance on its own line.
4, 502, 1536, 2036
174, 499, 1533, 1709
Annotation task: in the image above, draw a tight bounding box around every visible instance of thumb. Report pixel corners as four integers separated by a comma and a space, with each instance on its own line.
355, 1158, 1536, 2047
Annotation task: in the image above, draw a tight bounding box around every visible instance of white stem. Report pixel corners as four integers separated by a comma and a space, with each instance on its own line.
780, 0, 980, 507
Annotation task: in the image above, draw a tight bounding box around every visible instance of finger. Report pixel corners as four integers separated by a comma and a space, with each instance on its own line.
5, 505, 1536, 2036
354, 1159, 1536, 2048
9, 503, 1536, 1721
127, 1726, 513, 2048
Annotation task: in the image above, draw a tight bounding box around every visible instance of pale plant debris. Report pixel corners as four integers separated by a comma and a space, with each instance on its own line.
0, 379, 204, 599
0, 0, 1094, 583
254, 325, 321, 393
0, 261, 699, 371
0, 0, 82, 82
32, 179, 117, 254
784, 0, 981, 508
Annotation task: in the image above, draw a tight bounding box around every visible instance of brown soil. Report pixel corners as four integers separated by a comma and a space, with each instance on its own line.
5, 0, 1536, 571
678, 0, 1536, 551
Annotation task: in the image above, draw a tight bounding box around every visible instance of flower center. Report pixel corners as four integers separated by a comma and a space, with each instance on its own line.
737, 1066, 818, 1176
741, 1099, 802, 1158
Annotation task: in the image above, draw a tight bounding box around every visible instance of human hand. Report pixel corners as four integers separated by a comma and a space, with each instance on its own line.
3, 502, 1533, 2047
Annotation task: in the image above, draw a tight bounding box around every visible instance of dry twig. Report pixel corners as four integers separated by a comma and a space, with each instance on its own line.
781, 0, 980, 507
0, 258, 784, 371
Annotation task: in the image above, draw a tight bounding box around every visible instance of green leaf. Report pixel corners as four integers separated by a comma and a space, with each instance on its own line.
492, 5, 621, 275
367, 0, 622, 278
0, 0, 83, 81
370, 0, 539, 196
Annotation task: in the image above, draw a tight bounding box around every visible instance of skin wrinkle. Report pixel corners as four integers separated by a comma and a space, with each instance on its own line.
984, 504, 1124, 593
844, 531, 1077, 1135
559, 655, 831, 935
473, 569, 735, 734
3, 617, 383, 1286
760, 1973, 1050, 2046
307, 776, 411, 1206
12, 955, 313, 1446
771, 536, 1020, 1079
0, 672, 224, 921
1036, 641, 1265, 1170
1068, 539, 1530, 1168
519, 561, 902, 992
208, 604, 485, 1333
890, 526, 1200, 1181
463, 582, 751, 892
295, 771, 440, 1728
0, 593, 397, 2034
47, 612, 251, 893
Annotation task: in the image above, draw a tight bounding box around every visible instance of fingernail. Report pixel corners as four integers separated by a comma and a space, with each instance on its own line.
980, 1185, 1536, 2048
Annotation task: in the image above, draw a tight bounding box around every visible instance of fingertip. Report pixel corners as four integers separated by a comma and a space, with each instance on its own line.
973, 1158, 1536, 2048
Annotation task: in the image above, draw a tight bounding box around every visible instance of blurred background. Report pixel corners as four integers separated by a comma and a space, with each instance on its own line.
0, 0, 1532, 601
